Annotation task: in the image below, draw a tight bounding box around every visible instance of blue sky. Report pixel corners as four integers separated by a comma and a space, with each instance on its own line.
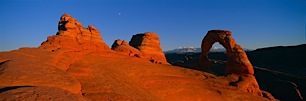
0, 0, 305, 51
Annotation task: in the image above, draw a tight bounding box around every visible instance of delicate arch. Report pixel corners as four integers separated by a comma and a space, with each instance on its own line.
199, 30, 254, 75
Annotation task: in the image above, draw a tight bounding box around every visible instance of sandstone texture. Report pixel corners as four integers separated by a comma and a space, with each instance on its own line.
200, 30, 254, 75
111, 39, 143, 57
0, 15, 274, 101
0, 48, 81, 94
111, 32, 168, 64
130, 32, 168, 64
199, 30, 262, 96
39, 14, 110, 52
0, 86, 87, 101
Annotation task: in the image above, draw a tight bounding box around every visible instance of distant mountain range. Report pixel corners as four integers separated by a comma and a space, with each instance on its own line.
164, 47, 201, 53
164, 47, 252, 53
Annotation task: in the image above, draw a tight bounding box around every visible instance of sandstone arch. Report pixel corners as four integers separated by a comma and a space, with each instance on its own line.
199, 30, 264, 96
199, 30, 254, 75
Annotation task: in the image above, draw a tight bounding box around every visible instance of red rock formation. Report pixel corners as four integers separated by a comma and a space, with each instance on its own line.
111, 32, 168, 64
111, 39, 143, 57
39, 14, 110, 52
199, 30, 261, 96
111, 39, 123, 49
37, 14, 111, 70
129, 32, 168, 64
200, 30, 253, 75
0, 14, 275, 100
0, 14, 112, 97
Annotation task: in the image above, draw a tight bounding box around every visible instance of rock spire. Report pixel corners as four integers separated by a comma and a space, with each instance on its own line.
39, 14, 110, 51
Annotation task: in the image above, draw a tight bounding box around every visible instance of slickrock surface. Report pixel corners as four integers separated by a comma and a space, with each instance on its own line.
199, 30, 264, 97
0, 48, 81, 94
0, 86, 87, 101
0, 14, 274, 101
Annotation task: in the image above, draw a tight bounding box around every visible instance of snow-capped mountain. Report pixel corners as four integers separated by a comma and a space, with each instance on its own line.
164, 47, 226, 53
164, 47, 201, 53
164, 47, 252, 53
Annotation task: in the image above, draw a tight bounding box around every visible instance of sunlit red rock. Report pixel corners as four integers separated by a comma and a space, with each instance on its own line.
129, 32, 168, 64
39, 13, 110, 52
199, 30, 262, 96
111, 32, 168, 64
0, 14, 275, 101
111, 39, 143, 57
0, 48, 81, 94
200, 30, 254, 75
0, 86, 87, 101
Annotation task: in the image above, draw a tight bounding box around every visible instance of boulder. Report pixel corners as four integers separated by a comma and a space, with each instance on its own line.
227, 74, 262, 96
111, 32, 168, 64
111, 39, 143, 57
111, 39, 123, 49
129, 32, 168, 64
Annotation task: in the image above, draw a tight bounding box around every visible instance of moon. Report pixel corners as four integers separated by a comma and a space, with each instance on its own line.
118, 12, 121, 16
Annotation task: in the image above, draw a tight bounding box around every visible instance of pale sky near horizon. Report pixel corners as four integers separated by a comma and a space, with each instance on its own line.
0, 0, 305, 51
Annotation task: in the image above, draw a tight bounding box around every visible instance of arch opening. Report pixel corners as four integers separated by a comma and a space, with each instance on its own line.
206, 43, 228, 75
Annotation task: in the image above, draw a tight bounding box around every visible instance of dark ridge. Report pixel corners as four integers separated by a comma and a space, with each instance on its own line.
248, 44, 306, 74
252, 44, 306, 52
0, 86, 34, 93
